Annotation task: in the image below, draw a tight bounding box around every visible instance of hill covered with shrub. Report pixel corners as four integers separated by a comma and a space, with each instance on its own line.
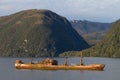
0, 9, 89, 57
60, 19, 120, 58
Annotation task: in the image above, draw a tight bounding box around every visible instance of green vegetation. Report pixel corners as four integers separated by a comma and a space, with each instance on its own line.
60, 19, 120, 58
0, 9, 89, 57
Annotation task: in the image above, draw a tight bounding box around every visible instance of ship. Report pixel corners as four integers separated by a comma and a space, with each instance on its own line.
15, 53, 105, 71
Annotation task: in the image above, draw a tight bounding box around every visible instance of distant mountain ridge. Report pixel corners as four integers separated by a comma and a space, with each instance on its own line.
60, 19, 120, 58
83, 19, 120, 58
70, 20, 112, 45
71, 20, 112, 34
0, 9, 89, 57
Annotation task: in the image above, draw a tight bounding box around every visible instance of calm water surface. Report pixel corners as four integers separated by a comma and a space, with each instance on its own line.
0, 57, 120, 80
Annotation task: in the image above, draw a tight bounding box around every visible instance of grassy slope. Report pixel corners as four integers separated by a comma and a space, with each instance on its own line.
0, 9, 89, 57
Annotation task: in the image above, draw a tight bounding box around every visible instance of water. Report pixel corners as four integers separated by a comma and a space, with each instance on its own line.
0, 57, 120, 80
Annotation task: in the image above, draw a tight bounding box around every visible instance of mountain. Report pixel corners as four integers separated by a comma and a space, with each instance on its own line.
71, 20, 112, 34
82, 19, 120, 58
60, 20, 119, 58
0, 9, 90, 57
70, 20, 112, 45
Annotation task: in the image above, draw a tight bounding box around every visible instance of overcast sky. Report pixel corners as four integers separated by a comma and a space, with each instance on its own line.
0, 0, 120, 22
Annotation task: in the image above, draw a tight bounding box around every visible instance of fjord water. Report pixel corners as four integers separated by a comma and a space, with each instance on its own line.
0, 57, 120, 80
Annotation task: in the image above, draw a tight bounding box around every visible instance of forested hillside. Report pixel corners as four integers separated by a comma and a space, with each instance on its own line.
60, 19, 120, 58
0, 9, 89, 57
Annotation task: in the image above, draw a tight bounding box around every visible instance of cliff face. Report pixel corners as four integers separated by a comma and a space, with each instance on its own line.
0, 9, 89, 57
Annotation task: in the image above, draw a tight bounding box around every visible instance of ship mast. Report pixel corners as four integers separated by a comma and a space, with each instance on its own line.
80, 52, 83, 65
64, 57, 68, 66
